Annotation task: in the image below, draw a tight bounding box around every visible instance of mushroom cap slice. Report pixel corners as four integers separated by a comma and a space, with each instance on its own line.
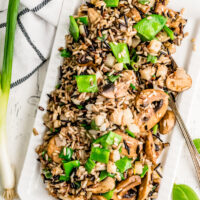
166, 68, 192, 92
89, 177, 115, 194
145, 132, 157, 165
137, 164, 152, 200
159, 110, 176, 134
135, 89, 168, 132
113, 175, 141, 200
114, 130, 139, 159
47, 136, 63, 163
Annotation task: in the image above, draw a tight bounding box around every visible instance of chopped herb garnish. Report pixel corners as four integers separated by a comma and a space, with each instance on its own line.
130, 83, 136, 90
108, 74, 120, 83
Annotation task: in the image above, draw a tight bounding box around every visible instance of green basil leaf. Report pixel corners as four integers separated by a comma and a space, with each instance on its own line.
172, 184, 199, 200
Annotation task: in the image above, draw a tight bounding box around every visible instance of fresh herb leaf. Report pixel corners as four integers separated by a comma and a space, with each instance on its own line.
172, 184, 199, 200
193, 139, 200, 154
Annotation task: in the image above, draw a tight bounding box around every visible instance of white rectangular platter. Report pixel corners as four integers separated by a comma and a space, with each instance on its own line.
18, 0, 200, 199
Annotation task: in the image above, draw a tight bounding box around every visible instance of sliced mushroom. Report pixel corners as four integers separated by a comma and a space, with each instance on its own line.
159, 110, 176, 134
140, 67, 156, 81
89, 177, 115, 194
88, 8, 102, 24
114, 130, 138, 159
113, 175, 141, 200
92, 196, 107, 200
166, 68, 192, 92
47, 136, 64, 163
102, 70, 136, 99
145, 132, 157, 165
137, 164, 152, 200
135, 89, 169, 132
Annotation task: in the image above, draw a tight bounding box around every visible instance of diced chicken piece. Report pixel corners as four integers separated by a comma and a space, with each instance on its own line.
107, 161, 117, 174
134, 161, 143, 175
148, 40, 162, 54
110, 108, 124, 126
110, 150, 121, 162
113, 63, 124, 71
122, 108, 134, 126
105, 53, 116, 67
95, 114, 106, 126
127, 7, 141, 22
127, 123, 140, 134
156, 31, 169, 42
156, 65, 168, 78
140, 67, 156, 81
154, 3, 167, 15
88, 8, 101, 24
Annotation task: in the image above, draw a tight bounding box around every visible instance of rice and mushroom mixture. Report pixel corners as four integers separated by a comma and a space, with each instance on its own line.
36, 0, 192, 199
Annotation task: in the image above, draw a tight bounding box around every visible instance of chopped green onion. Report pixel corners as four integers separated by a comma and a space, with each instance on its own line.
130, 83, 136, 90
163, 25, 174, 40
75, 16, 89, 25
0, 0, 20, 197
125, 129, 136, 138
75, 75, 98, 93
90, 147, 110, 163
60, 49, 71, 57
147, 54, 157, 64
108, 74, 120, 83
138, 0, 150, 4
99, 170, 115, 181
115, 156, 132, 173
110, 42, 130, 64
91, 120, 99, 131
63, 160, 80, 181
85, 158, 96, 173
69, 16, 79, 42
102, 190, 115, 200
134, 14, 167, 41
140, 165, 148, 178
93, 131, 122, 148
193, 138, 200, 154
97, 34, 107, 41
59, 147, 74, 161
104, 0, 119, 7
153, 124, 158, 135
43, 169, 52, 179
77, 105, 83, 110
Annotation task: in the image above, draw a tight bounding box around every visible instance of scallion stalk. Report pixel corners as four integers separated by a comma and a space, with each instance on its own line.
0, 0, 20, 199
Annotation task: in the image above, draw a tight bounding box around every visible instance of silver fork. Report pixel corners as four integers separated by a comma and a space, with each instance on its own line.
169, 94, 200, 187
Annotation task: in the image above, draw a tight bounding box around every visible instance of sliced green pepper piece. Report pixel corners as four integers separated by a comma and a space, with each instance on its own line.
125, 129, 136, 138
193, 138, 200, 154
140, 164, 148, 178
110, 42, 130, 64
69, 16, 79, 42
63, 160, 80, 181
59, 147, 74, 161
93, 131, 122, 148
75, 75, 98, 93
104, 0, 119, 7
134, 14, 167, 41
102, 190, 115, 200
99, 170, 115, 181
85, 158, 96, 173
60, 49, 71, 58
90, 147, 110, 163
115, 156, 132, 173
75, 16, 89, 25
147, 54, 157, 64
163, 25, 174, 40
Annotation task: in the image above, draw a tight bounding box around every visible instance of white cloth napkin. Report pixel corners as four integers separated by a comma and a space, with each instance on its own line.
0, 0, 63, 88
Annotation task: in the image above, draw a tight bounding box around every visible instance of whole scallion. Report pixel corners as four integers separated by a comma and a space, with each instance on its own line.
0, 0, 20, 199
